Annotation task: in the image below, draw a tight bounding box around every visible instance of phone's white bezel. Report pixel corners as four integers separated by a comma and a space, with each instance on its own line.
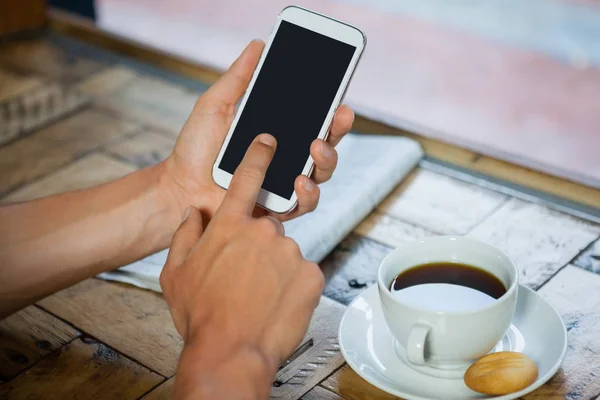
212, 5, 366, 214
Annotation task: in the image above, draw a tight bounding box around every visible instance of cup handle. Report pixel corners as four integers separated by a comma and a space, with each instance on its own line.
406, 323, 430, 365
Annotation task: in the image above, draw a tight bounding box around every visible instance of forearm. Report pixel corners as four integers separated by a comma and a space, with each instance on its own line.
0, 162, 181, 316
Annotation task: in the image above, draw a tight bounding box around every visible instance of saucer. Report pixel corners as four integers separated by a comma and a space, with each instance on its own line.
338, 285, 567, 400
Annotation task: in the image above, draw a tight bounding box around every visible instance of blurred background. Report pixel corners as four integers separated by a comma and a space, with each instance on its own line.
7, 0, 600, 188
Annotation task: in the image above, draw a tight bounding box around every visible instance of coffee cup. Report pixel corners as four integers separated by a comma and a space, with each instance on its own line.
377, 236, 518, 377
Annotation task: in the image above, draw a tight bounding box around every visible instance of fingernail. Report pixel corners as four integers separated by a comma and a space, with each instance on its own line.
182, 206, 193, 222
258, 134, 276, 147
320, 141, 334, 159
302, 178, 315, 192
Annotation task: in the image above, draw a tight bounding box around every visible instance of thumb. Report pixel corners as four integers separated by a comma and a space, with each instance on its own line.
202, 39, 264, 105
165, 206, 204, 269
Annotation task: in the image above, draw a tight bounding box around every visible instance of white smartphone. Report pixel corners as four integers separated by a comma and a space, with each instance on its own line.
212, 5, 366, 214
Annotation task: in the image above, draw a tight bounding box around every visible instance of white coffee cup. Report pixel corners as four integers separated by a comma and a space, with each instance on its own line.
377, 236, 518, 376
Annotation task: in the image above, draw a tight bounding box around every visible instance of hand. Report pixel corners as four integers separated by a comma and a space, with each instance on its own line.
160, 40, 354, 226
160, 134, 325, 399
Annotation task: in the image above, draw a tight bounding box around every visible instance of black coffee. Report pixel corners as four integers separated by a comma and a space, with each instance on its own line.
389, 262, 507, 312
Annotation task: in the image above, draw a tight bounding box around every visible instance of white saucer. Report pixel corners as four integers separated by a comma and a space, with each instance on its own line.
339, 285, 567, 400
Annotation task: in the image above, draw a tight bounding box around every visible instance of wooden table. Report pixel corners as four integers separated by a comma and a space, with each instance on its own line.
1, 34, 600, 400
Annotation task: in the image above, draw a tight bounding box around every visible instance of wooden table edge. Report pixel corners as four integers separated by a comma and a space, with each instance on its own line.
46, 7, 600, 212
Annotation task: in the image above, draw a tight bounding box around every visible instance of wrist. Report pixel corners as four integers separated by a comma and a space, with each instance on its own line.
155, 159, 188, 219
155, 157, 220, 227
175, 339, 276, 400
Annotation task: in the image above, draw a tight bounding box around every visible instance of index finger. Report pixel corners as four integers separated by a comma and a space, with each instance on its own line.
219, 133, 277, 215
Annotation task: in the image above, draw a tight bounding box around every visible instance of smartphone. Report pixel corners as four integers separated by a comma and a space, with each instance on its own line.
212, 5, 366, 214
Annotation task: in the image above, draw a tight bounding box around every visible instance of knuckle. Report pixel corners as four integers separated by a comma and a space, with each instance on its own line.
226, 70, 248, 88
281, 237, 301, 255
329, 152, 339, 169
304, 262, 325, 292
255, 218, 279, 236
234, 166, 263, 183
159, 268, 171, 292
301, 189, 319, 213
316, 169, 331, 182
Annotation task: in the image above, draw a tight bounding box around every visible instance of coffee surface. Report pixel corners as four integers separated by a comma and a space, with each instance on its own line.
389, 262, 507, 312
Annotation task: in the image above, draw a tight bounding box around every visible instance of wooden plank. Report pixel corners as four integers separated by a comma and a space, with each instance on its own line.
354, 211, 432, 248
48, 10, 222, 87
0, 306, 79, 380
467, 198, 600, 289
139, 298, 347, 399
271, 296, 346, 400
379, 169, 508, 235
105, 129, 175, 168
76, 66, 137, 97
3, 153, 137, 202
38, 279, 182, 377
524, 265, 600, 398
141, 376, 174, 400
39, 277, 348, 394
0, 0, 45, 36
0, 110, 138, 196
0, 82, 89, 146
47, 11, 600, 209
302, 386, 345, 400
573, 238, 600, 275
0, 39, 105, 84
321, 265, 600, 400
0, 338, 163, 399
141, 375, 348, 400
321, 234, 393, 306
353, 116, 600, 211
320, 365, 399, 400
97, 76, 199, 135
0, 67, 42, 102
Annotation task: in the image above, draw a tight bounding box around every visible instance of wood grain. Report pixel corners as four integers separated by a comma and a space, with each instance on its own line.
142, 370, 349, 400
467, 198, 600, 289
46, 11, 600, 210
38, 279, 182, 377
0, 306, 79, 380
0, 110, 138, 196
141, 376, 174, 400
525, 265, 600, 398
321, 234, 393, 306
352, 117, 600, 211
0, 338, 163, 399
1, 18, 593, 400
0, 39, 104, 84
0, 0, 45, 36
355, 211, 432, 248
302, 386, 345, 400
320, 365, 399, 400
48, 10, 222, 88
322, 263, 600, 400
2, 153, 137, 202
0, 67, 42, 102
271, 296, 346, 400
136, 297, 344, 400
105, 129, 175, 168
0, 82, 89, 146
573, 238, 600, 275
76, 66, 137, 97
97, 76, 199, 135
379, 169, 508, 235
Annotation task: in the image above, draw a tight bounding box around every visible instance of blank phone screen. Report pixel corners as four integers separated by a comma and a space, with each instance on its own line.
218, 20, 356, 199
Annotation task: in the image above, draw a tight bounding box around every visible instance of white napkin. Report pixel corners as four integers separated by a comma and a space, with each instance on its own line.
98, 133, 422, 292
